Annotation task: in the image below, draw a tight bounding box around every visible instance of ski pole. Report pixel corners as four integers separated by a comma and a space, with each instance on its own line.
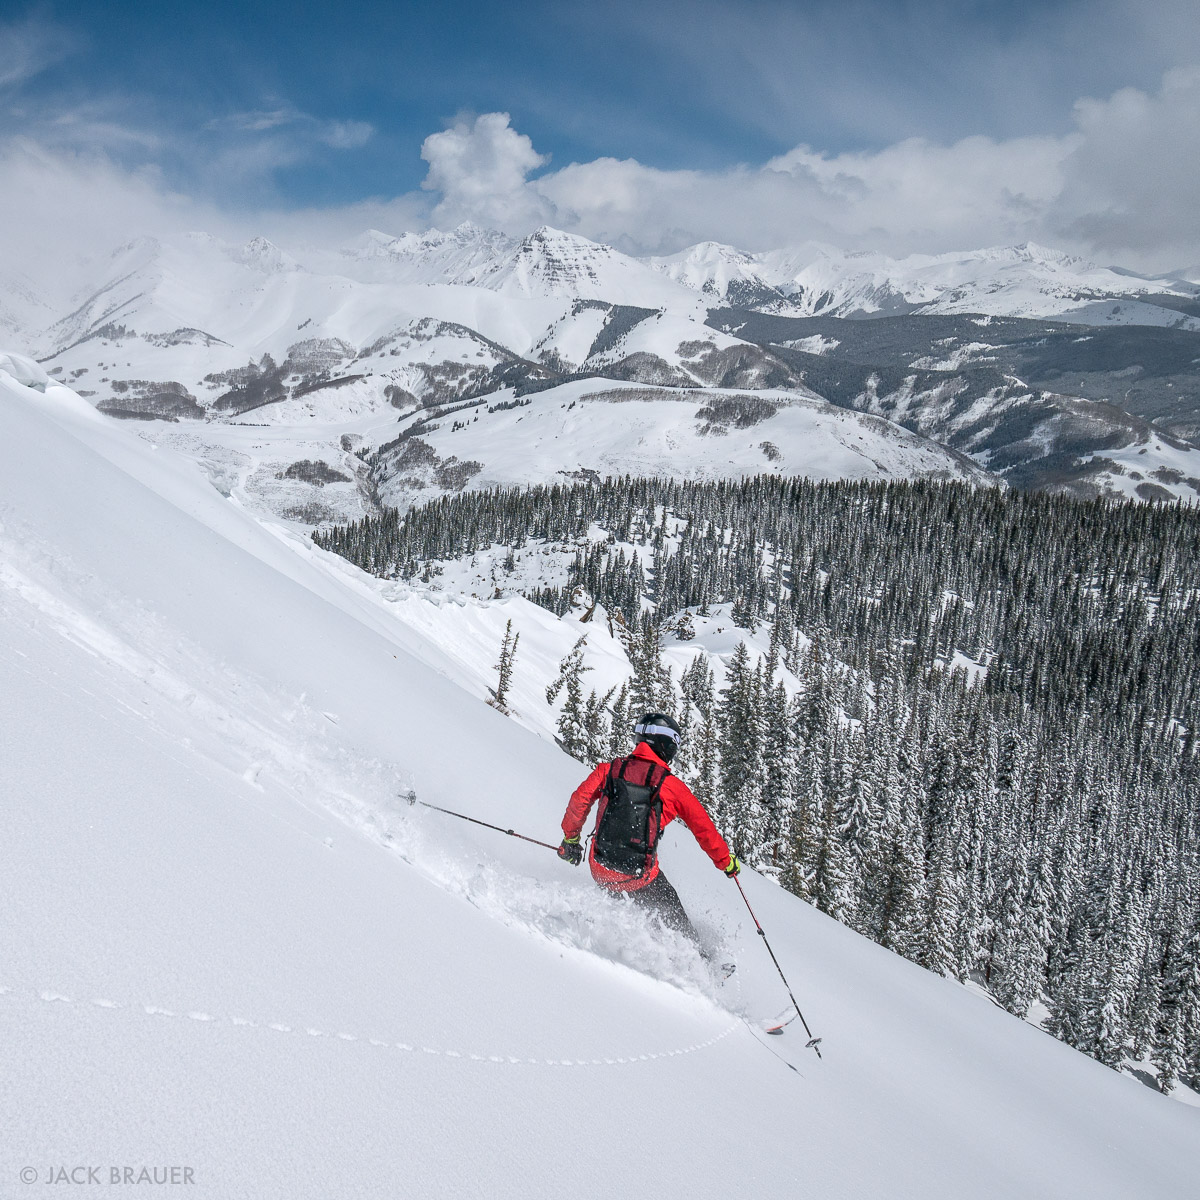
404, 794, 560, 852
734, 875, 823, 1058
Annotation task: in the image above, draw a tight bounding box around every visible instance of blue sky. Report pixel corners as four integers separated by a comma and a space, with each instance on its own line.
2, 1, 1199, 266
7, 0, 1197, 205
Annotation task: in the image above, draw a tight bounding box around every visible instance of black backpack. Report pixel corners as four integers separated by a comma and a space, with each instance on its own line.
592, 756, 668, 877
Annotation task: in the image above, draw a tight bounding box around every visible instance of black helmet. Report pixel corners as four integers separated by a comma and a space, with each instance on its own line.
634, 712, 682, 764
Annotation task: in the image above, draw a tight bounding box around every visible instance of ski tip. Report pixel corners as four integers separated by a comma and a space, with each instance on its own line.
765, 1025, 785, 1036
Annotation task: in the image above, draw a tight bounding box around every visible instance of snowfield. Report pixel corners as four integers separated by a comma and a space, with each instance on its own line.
378, 379, 990, 508
755, 240, 1200, 324
2, 355, 1198, 1198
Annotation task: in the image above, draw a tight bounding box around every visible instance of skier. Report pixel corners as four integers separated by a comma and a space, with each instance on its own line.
557, 712, 740, 944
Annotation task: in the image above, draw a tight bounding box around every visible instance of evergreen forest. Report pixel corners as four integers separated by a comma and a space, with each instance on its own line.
315, 477, 1200, 1092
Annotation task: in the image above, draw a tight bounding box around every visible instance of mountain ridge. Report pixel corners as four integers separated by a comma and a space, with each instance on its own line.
3, 223, 1198, 522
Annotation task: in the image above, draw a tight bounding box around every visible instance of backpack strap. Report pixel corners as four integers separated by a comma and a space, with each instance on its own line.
604, 757, 627, 798
645, 763, 668, 852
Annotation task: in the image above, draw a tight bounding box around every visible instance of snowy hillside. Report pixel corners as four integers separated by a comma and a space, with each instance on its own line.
3, 355, 1198, 1198
647, 241, 793, 311
2, 221, 1196, 520
467, 226, 704, 308
370, 379, 990, 509
334, 222, 517, 285
755, 242, 1200, 325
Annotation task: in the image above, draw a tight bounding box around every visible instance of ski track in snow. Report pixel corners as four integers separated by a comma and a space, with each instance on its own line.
0, 982, 740, 1068
0, 528, 750, 1034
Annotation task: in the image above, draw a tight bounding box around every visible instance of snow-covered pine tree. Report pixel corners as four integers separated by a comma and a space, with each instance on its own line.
627, 614, 670, 717
717, 641, 766, 850
546, 636, 592, 760
582, 686, 616, 765
607, 682, 631, 760
759, 678, 795, 872
812, 740, 854, 925
490, 619, 520, 715
1152, 914, 1200, 1093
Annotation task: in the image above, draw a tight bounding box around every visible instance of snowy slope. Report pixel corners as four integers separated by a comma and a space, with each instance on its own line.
0, 264, 57, 346
755, 242, 1200, 325
647, 241, 794, 311
373, 378, 992, 508
331, 222, 517, 285
465, 226, 704, 309
2, 357, 1199, 1197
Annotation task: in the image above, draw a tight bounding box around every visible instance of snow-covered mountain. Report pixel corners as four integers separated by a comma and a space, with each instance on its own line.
647, 241, 793, 311
334, 225, 1200, 326
336, 221, 516, 285
755, 241, 1200, 325
467, 226, 703, 308
9, 233, 992, 527
338, 224, 703, 308
4, 222, 1198, 521
3, 355, 1197, 1197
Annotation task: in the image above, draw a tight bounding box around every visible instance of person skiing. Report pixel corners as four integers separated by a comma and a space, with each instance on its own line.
557, 712, 740, 944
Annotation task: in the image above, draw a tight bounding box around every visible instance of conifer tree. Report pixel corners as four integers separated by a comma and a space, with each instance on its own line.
491, 619, 520, 715
812, 758, 854, 924
608, 682, 631, 759
628, 615, 669, 716
1153, 918, 1200, 1093
546, 636, 592, 760
876, 799, 926, 962
717, 642, 766, 848
760, 679, 796, 869
582, 686, 616, 765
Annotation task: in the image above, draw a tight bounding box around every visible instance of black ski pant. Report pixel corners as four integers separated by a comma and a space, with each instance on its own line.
625, 870, 701, 948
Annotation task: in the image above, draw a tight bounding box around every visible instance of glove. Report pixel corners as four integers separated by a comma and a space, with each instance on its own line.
558, 836, 583, 866
724, 854, 741, 878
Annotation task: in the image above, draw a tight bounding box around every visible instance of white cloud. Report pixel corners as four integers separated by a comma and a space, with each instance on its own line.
217, 106, 374, 151
1, 65, 1198, 313
532, 133, 1071, 257
319, 119, 373, 150
420, 112, 551, 229
0, 139, 230, 299
1055, 66, 1200, 266
0, 134, 442, 294
0, 14, 77, 90
411, 70, 1200, 271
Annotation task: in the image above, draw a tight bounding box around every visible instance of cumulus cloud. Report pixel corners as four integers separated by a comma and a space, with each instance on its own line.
1, 64, 1199, 306
411, 70, 1200, 271
1055, 66, 1200, 265
534, 133, 1071, 257
420, 112, 551, 229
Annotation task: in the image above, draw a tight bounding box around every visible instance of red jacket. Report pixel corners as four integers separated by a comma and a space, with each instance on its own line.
562, 742, 733, 892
